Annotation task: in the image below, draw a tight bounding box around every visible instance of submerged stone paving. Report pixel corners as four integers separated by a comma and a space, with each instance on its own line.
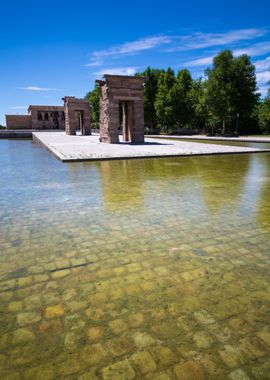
32, 132, 265, 161
0, 140, 270, 379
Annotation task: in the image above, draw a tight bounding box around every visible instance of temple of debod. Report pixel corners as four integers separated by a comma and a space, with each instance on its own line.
6, 75, 145, 144
5, 74, 268, 161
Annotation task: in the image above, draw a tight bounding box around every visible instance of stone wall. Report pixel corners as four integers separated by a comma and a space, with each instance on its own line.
5, 115, 31, 130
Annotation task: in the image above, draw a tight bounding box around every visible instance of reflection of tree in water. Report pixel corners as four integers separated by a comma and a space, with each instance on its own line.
255, 154, 270, 232
85, 155, 252, 217
98, 157, 201, 212
135, 155, 251, 215
196, 154, 251, 214
99, 160, 144, 212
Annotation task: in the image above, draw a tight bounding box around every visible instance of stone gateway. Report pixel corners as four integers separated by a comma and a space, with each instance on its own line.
63, 96, 91, 136
96, 75, 145, 144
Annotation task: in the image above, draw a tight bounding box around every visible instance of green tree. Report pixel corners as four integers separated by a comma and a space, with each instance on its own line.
206, 50, 235, 134
232, 54, 259, 117
155, 68, 176, 133
189, 79, 209, 131
171, 69, 193, 129
258, 86, 270, 134
206, 50, 259, 135
85, 85, 100, 126
136, 67, 164, 132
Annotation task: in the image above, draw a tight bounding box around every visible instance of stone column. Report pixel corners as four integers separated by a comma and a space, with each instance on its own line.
132, 100, 144, 143
82, 111, 91, 135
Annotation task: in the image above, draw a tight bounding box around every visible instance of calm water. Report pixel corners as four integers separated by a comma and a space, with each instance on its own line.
159, 137, 270, 150
0, 140, 270, 380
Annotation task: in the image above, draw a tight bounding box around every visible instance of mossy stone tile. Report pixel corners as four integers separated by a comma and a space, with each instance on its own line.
101, 360, 136, 380
81, 343, 107, 365
174, 361, 204, 380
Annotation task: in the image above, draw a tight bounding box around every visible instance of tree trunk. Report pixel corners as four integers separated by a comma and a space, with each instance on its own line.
222, 117, 226, 135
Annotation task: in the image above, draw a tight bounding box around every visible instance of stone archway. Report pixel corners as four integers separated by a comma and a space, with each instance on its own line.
63, 96, 91, 136
96, 75, 144, 144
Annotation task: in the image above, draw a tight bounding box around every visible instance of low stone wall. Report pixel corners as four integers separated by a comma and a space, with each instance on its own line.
0, 130, 32, 138
6, 115, 32, 130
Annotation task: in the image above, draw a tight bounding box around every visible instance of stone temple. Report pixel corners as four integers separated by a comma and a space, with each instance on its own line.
6, 105, 66, 130
5, 97, 91, 135
5, 74, 145, 143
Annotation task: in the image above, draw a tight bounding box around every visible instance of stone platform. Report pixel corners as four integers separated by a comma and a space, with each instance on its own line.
32, 132, 267, 162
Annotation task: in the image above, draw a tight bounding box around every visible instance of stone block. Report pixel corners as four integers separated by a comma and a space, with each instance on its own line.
132, 351, 157, 374
101, 360, 136, 380
174, 361, 204, 380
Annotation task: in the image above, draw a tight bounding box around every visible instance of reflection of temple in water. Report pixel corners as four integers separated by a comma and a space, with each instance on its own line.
99, 160, 144, 212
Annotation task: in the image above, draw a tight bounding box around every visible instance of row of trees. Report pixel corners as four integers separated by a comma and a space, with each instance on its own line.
259, 90, 270, 134
86, 50, 270, 135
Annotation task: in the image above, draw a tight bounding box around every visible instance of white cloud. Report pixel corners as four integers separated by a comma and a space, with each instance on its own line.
256, 71, 270, 84
185, 56, 214, 67
85, 58, 103, 67
9, 106, 28, 110
166, 28, 266, 52
85, 28, 269, 70
258, 84, 269, 97
86, 35, 171, 66
94, 67, 139, 77
184, 44, 270, 69
254, 56, 270, 71
234, 42, 270, 57
18, 86, 61, 91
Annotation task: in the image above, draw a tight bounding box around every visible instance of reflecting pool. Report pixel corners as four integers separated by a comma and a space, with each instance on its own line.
0, 140, 270, 379
158, 137, 270, 150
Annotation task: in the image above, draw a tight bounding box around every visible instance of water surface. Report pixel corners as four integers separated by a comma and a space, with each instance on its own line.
157, 137, 270, 150
0, 140, 270, 379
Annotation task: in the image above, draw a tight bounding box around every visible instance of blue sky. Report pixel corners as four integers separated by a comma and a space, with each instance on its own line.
1, 0, 270, 125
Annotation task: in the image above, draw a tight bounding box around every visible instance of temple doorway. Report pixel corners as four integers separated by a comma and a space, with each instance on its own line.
119, 101, 133, 142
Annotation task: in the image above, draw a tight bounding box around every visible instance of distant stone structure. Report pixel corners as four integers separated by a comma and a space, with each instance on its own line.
30, 106, 66, 130
96, 75, 145, 143
5, 115, 32, 130
6, 98, 91, 135
6, 106, 65, 130
63, 97, 91, 135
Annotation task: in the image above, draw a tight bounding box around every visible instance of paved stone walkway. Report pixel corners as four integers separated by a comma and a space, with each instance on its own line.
32, 132, 267, 162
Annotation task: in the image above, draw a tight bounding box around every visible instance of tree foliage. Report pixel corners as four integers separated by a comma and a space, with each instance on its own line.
155, 68, 176, 133
86, 49, 266, 135
171, 69, 193, 128
258, 86, 270, 134
85, 84, 99, 125
136, 67, 164, 132
189, 79, 209, 131
206, 50, 259, 134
